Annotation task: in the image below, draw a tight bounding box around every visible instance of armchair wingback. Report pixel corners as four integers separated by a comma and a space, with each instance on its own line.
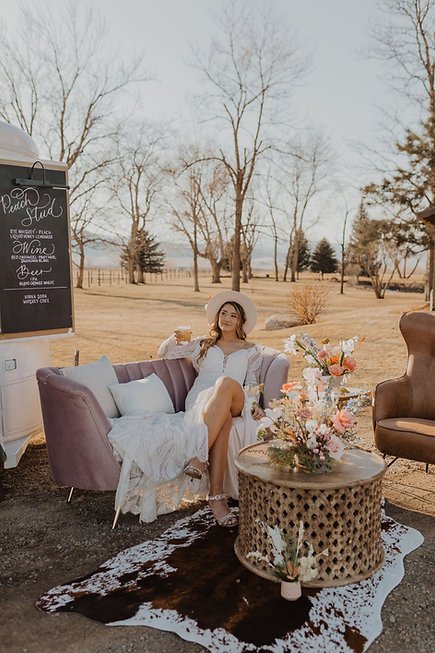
373, 311, 435, 465
36, 347, 289, 493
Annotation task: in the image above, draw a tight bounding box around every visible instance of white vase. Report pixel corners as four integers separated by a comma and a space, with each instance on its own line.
280, 580, 302, 601
329, 375, 344, 389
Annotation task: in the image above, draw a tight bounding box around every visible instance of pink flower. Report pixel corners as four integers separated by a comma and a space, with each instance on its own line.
317, 348, 329, 360
326, 434, 345, 460
296, 407, 312, 420
331, 409, 356, 434
342, 356, 356, 372
328, 363, 344, 377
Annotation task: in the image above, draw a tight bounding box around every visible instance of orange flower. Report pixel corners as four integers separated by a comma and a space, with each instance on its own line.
281, 382, 301, 393
342, 356, 356, 372
329, 355, 340, 365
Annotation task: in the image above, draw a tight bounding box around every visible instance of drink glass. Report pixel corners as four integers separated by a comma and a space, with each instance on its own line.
176, 325, 192, 342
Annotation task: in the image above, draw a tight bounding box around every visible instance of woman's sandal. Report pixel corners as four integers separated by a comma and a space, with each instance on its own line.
184, 459, 208, 480
207, 493, 238, 528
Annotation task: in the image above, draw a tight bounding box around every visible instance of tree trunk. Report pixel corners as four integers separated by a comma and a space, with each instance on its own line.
290, 231, 299, 282
232, 189, 243, 291
274, 235, 279, 281
193, 249, 200, 292
242, 258, 249, 283
136, 264, 145, 284
75, 244, 85, 289
210, 258, 222, 283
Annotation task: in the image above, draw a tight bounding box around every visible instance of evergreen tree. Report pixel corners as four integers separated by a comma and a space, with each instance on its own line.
120, 230, 165, 279
310, 238, 337, 279
297, 231, 311, 272
137, 230, 165, 274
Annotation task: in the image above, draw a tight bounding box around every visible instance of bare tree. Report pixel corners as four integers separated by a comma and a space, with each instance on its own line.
170, 154, 231, 290
276, 132, 331, 282
0, 0, 149, 280
192, 0, 307, 290
112, 125, 164, 284
366, 0, 435, 296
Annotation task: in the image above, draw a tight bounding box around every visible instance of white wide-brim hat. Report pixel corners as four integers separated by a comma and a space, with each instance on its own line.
205, 290, 257, 334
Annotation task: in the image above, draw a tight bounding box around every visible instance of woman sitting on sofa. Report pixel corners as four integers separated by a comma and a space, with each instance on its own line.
157, 290, 264, 528
108, 290, 266, 527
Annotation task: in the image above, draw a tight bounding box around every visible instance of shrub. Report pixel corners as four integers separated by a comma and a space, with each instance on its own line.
288, 284, 329, 324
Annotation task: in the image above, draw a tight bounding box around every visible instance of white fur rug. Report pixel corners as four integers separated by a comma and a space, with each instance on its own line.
37, 507, 423, 653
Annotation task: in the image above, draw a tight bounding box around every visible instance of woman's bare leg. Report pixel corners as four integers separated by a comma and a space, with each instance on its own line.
203, 376, 244, 446
207, 416, 233, 522
203, 377, 244, 524
186, 376, 244, 478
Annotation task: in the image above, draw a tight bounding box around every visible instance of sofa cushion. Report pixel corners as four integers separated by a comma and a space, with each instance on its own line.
61, 355, 119, 418
109, 374, 175, 416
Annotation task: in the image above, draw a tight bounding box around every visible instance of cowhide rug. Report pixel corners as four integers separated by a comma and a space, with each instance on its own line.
36, 507, 423, 653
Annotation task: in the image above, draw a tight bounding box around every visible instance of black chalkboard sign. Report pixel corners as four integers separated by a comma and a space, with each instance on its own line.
0, 160, 74, 338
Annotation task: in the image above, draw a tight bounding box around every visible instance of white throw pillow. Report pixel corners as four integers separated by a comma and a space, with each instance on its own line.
61, 355, 119, 418
109, 374, 175, 416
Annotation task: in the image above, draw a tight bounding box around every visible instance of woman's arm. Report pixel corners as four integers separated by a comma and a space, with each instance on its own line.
157, 335, 202, 360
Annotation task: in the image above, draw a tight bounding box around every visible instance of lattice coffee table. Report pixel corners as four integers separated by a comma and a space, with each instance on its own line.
234, 443, 386, 588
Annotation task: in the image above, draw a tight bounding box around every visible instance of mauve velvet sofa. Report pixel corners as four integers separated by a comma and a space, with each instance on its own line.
36, 348, 289, 496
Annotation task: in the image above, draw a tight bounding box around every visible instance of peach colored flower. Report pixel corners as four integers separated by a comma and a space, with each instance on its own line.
326, 434, 345, 460
281, 382, 301, 393
328, 363, 344, 376
285, 561, 300, 580
331, 409, 356, 434
329, 355, 340, 365
342, 356, 356, 372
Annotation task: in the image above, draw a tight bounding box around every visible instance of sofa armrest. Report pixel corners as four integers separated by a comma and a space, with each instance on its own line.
372, 375, 413, 426
260, 352, 290, 408
37, 368, 120, 491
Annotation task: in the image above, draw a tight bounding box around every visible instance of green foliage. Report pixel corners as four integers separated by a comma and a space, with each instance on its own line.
297, 230, 311, 272
310, 238, 337, 278
121, 229, 165, 275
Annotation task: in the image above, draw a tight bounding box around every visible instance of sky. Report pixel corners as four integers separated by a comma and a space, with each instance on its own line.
1, 0, 403, 253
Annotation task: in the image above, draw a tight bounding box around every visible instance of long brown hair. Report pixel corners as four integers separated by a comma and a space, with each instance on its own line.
198, 301, 246, 362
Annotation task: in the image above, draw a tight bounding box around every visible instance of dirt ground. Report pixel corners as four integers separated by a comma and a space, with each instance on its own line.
1, 274, 434, 653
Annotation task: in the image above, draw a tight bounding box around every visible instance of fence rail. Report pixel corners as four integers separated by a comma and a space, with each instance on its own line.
75, 268, 213, 287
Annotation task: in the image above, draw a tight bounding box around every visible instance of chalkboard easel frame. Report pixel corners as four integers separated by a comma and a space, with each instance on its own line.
0, 156, 75, 340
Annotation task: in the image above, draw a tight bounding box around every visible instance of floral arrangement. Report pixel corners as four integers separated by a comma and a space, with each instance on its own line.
246, 520, 328, 583
257, 334, 368, 473
284, 334, 358, 379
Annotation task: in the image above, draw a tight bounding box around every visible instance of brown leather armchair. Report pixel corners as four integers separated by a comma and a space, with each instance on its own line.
373, 311, 435, 468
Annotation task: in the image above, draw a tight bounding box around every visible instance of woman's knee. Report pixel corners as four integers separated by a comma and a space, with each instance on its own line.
214, 375, 242, 395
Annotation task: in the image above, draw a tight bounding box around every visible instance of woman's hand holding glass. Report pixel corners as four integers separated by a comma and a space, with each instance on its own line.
174, 325, 192, 345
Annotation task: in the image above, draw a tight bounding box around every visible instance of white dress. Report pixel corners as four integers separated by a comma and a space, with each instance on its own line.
107, 336, 263, 523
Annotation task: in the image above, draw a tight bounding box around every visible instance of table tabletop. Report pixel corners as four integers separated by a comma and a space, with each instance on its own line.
235, 442, 386, 490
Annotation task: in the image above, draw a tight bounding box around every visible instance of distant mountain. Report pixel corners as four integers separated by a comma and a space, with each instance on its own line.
76, 239, 283, 270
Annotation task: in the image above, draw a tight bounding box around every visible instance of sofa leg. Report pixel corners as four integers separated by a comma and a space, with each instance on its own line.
67, 487, 74, 503
112, 506, 122, 530
425, 463, 430, 473
383, 456, 398, 468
